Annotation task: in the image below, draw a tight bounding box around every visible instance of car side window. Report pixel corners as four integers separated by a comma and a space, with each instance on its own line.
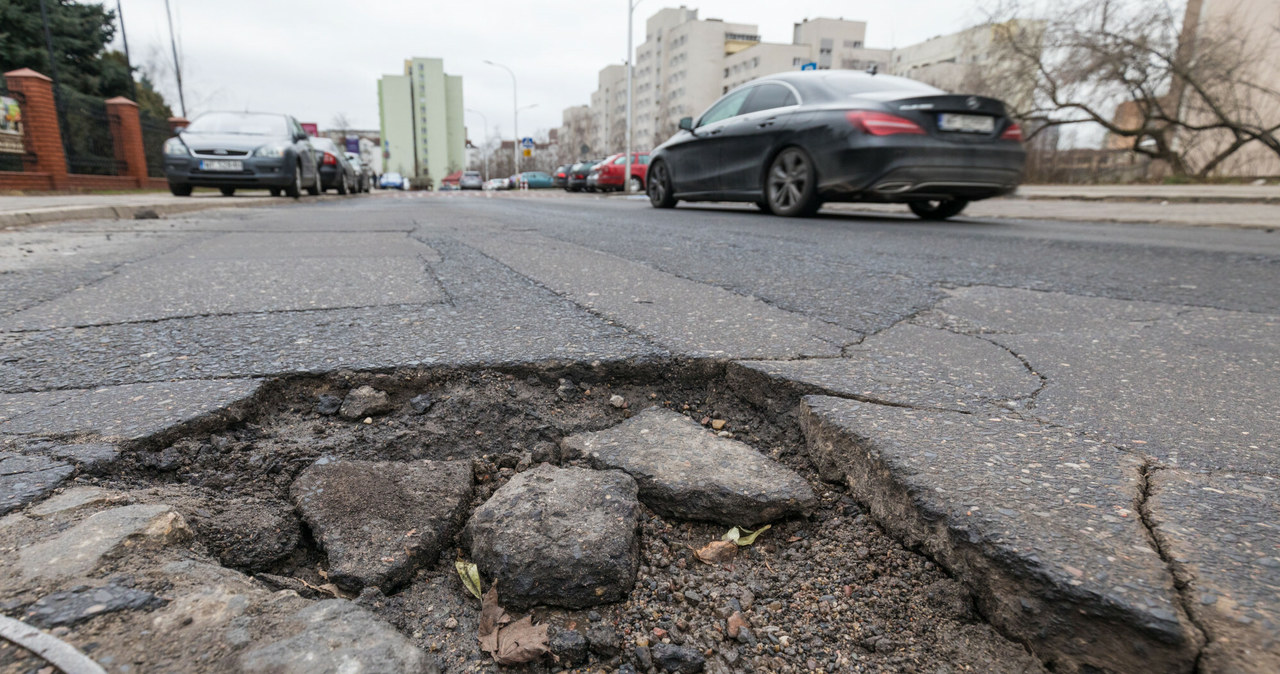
697, 88, 752, 127
614, 157, 627, 164
740, 84, 799, 115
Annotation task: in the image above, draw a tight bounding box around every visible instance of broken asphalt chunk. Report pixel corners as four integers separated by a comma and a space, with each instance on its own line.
563, 407, 816, 526
466, 464, 641, 609
291, 458, 473, 593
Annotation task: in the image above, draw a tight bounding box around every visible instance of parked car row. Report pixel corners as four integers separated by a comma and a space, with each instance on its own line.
162, 111, 378, 197
480, 171, 556, 190
555, 153, 650, 193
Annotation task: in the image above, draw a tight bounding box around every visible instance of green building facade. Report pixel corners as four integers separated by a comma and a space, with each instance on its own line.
377, 57, 465, 186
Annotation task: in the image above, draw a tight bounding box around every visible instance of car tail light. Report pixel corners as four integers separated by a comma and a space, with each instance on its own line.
322, 152, 337, 165
1001, 123, 1023, 141
846, 111, 925, 136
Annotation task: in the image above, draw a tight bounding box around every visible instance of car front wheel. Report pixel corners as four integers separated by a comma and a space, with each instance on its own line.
306, 170, 321, 196
908, 199, 969, 220
647, 162, 676, 209
630, 175, 643, 192
766, 147, 819, 217
285, 164, 302, 198
169, 183, 192, 197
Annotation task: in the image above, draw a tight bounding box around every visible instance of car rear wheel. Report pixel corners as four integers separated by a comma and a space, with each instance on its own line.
306, 170, 321, 196
630, 176, 644, 192
219, 187, 236, 197
648, 161, 677, 209
766, 148, 820, 217
269, 188, 281, 197
169, 183, 192, 197
908, 199, 969, 220
285, 164, 303, 198
338, 173, 349, 195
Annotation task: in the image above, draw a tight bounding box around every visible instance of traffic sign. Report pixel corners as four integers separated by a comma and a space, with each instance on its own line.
800, 62, 817, 71
523, 148, 532, 158
520, 137, 535, 149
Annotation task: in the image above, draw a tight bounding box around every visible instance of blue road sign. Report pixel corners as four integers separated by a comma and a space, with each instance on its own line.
520, 137, 535, 148
801, 62, 817, 71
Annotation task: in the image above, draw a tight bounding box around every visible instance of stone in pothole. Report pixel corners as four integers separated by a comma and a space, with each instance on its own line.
291, 458, 473, 593
338, 386, 393, 419
466, 464, 641, 610
0, 453, 74, 516
563, 407, 816, 526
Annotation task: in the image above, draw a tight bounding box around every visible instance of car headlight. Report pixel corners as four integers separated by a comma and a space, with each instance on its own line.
254, 144, 289, 158
163, 138, 189, 156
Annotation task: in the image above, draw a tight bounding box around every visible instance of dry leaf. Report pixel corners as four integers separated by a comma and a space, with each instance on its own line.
478, 584, 549, 665
456, 560, 483, 600
721, 524, 771, 546
694, 540, 738, 564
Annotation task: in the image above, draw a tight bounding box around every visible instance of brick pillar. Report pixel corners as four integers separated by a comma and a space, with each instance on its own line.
168, 117, 189, 133
4, 68, 67, 188
105, 97, 147, 186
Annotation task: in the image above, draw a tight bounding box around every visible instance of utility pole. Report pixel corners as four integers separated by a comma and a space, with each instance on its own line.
164, 0, 186, 117
624, 0, 638, 194
116, 0, 138, 101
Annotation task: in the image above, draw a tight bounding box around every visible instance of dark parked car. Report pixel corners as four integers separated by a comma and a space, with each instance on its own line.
163, 111, 321, 197
566, 160, 602, 192
311, 137, 358, 194
646, 71, 1025, 218
552, 164, 570, 188
345, 152, 371, 193
460, 170, 484, 190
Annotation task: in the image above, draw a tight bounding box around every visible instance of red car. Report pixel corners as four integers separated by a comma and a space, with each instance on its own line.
591, 152, 650, 192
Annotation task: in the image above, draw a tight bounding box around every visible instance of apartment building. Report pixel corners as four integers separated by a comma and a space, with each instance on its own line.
725, 19, 891, 92
590, 65, 629, 155
377, 57, 465, 184
1184, 0, 1280, 176
887, 21, 1040, 113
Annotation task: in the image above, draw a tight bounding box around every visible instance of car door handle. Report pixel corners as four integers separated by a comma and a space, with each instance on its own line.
708, 128, 723, 135
758, 117, 777, 128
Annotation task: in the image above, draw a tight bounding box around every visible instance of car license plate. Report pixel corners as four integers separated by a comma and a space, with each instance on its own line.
199, 159, 243, 172
937, 114, 995, 133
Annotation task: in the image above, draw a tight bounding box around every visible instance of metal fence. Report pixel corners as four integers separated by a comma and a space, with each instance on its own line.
57, 86, 123, 176
0, 85, 25, 173
139, 110, 171, 177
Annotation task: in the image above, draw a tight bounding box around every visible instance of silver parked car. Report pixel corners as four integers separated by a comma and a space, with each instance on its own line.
163, 111, 321, 197
345, 152, 371, 193
460, 170, 484, 190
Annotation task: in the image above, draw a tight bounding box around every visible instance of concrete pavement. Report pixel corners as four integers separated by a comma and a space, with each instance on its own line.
1, 192, 1276, 672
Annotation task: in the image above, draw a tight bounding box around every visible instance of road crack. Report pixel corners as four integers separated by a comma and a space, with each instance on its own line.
1136, 458, 1211, 671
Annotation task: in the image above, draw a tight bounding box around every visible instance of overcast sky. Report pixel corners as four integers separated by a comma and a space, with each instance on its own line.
107, 0, 988, 139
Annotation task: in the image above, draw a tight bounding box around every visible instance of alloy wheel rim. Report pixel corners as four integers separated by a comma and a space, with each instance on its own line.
769, 151, 807, 210
651, 166, 666, 201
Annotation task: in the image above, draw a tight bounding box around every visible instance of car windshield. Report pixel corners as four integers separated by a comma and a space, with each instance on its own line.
184, 112, 289, 136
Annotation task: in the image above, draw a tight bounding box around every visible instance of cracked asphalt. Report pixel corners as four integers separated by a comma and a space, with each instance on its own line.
1, 191, 1277, 672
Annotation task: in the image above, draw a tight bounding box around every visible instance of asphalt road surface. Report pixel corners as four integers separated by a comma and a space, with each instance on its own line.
2, 191, 1277, 673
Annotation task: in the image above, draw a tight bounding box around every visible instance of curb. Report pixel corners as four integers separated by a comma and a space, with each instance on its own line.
0, 194, 355, 230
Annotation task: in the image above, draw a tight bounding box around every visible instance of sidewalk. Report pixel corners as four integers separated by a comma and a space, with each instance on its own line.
1015, 183, 1280, 203
0, 190, 351, 229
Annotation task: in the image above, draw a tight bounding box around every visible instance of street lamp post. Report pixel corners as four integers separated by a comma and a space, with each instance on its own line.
484, 60, 519, 173
625, 0, 642, 194
466, 108, 489, 180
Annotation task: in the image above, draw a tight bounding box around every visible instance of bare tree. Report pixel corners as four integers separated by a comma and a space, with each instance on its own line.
987, 0, 1280, 178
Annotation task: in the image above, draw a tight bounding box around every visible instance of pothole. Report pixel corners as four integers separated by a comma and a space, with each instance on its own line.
17, 362, 1048, 673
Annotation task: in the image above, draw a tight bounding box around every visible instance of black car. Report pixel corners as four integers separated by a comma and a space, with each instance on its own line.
552, 164, 570, 189
163, 112, 321, 197
311, 137, 358, 194
646, 71, 1025, 219
565, 160, 602, 192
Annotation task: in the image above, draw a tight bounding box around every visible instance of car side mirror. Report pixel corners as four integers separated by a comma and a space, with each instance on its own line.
678, 117, 694, 131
